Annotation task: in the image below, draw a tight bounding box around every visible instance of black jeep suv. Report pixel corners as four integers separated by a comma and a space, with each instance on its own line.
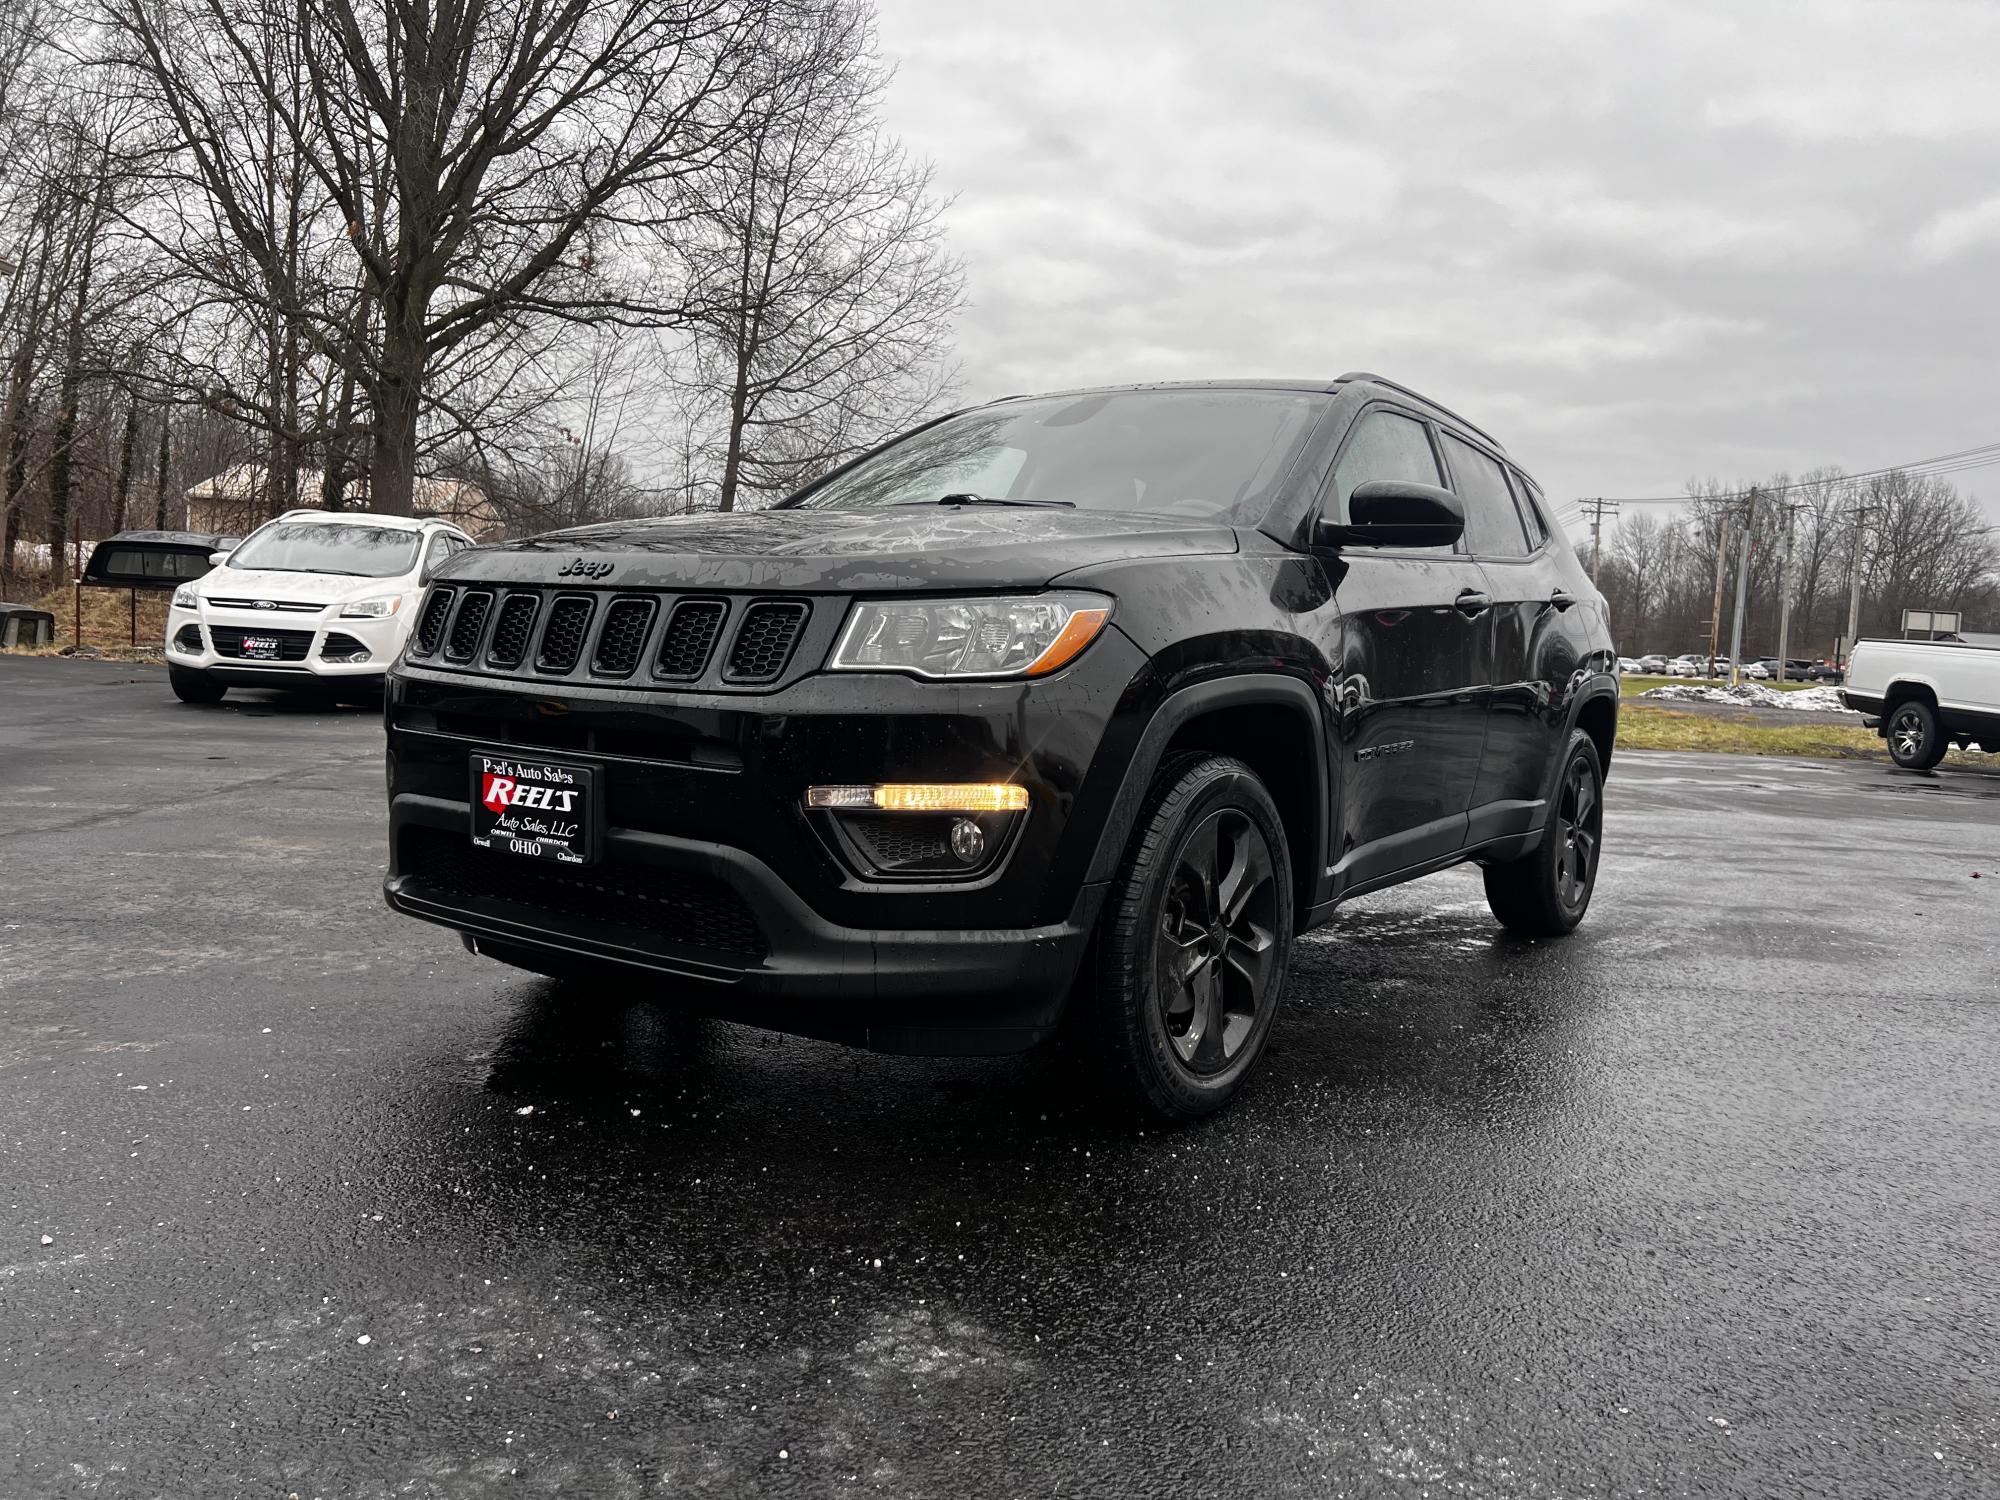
384, 376, 1618, 1117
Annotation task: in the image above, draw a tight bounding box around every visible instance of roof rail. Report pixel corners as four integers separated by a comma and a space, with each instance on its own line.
276, 507, 327, 520
1333, 372, 1506, 452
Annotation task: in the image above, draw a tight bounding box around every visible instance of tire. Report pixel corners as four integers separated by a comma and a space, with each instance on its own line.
1483, 729, 1604, 937
1885, 698, 1946, 770
1086, 753, 1294, 1121
168, 665, 226, 704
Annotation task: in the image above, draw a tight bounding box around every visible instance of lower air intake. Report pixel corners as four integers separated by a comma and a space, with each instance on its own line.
399, 826, 767, 958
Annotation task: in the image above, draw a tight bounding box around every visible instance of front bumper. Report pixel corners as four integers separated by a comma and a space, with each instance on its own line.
381, 633, 1149, 1052
385, 798, 1106, 1053
167, 602, 407, 680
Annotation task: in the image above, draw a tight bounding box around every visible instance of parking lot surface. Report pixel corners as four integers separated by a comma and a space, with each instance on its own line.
3, 655, 1998, 1498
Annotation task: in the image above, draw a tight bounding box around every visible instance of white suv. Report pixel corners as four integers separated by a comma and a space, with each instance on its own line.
164, 509, 474, 703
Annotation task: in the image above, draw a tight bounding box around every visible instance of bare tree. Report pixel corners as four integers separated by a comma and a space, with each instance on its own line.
669, 0, 961, 511
101, 0, 816, 515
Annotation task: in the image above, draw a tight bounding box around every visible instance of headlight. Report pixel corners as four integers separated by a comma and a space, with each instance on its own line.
171, 583, 199, 609
339, 595, 402, 619
829, 593, 1112, 679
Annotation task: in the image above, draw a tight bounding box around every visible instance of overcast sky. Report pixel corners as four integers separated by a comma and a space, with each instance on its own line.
870, 0, 2000, 524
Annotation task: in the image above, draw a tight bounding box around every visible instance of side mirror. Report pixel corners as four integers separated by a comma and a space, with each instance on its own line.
1315, 480, 1464, 549
208, 550, 231, 567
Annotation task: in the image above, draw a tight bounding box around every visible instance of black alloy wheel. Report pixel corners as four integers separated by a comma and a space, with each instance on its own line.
1483, 729, 1605, 937
1551, 750, 1601, 912
1156, 807, 1280, 1076
1086, 753, 1294, 1120
1886, 700, 1946, 770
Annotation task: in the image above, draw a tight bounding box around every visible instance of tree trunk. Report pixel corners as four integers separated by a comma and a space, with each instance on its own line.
0, 403, 27, 590
152, 412, 172, 528
0, 357, 32, 587
716, 346, 753, 513
368, 317, 423, 516
110, 401, 139, 532
45, 237, 96, 584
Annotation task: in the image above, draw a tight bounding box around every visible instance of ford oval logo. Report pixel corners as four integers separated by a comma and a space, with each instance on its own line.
557, 557, 613, 580
253, 600, 276, 609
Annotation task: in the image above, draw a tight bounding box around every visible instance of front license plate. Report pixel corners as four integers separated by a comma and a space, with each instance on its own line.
470, 754, 597, 865
240, 634, 283, 660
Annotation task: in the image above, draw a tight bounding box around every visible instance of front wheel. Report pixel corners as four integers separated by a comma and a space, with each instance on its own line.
1483, 730, 1604, 937
168, 665, 226, 704
1086, 754, 1294, 1121
1886, 699, 1946, 770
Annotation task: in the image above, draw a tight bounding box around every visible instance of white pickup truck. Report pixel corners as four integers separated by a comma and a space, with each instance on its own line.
1843, 638, 2000, 768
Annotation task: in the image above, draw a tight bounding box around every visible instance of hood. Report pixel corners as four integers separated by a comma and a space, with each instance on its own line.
197, 567, 408, 604
442, 508, 1238, 593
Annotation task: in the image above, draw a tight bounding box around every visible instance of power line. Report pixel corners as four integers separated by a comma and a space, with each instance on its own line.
1584, 436, 2000, 507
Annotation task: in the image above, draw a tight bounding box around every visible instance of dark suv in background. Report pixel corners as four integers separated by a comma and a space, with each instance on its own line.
383, 375, 1618, 1117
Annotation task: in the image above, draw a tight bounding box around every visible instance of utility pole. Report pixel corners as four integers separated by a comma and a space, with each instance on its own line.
1841, 504, 1881, 668
1707, 512, 1731, 678
1726, 487, 1759, 687
1578, 497, 1619, 585
1774, 503, 1803, 681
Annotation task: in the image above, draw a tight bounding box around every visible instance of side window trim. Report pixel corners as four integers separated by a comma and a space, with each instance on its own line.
1505, 469, 1548, 551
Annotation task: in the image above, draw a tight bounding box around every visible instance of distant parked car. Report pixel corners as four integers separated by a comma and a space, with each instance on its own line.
1616, 656, 1642, 674
1803, 662, 1844, 684
1635, 654, 1668, 674
165, 508, 475, 703
1664, 657, 1704, 678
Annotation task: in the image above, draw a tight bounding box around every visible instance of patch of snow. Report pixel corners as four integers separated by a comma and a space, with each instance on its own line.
1641, 683, 1854, 713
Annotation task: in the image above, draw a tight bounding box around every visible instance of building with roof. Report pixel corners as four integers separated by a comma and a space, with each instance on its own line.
183, 464, 501, 539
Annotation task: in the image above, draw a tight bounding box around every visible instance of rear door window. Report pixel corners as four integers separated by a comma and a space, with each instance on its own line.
1441, 434, 1531, 558
1507, 470, 1549, 548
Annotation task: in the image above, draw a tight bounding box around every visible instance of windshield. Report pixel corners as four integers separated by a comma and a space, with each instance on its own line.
226, 522, 421, 578
791, 389, 1329, 522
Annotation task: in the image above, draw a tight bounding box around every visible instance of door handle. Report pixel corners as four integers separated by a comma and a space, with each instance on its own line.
1453, 589, 1492, 618
1549, 589, 1578, 611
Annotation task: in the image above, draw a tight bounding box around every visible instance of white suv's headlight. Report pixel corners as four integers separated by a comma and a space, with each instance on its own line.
339, 595, 402, 619
829, 592, 1112, 679
171, 583, 199, 609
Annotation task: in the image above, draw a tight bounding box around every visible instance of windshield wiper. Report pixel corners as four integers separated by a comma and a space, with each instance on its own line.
242, 566, 372, 576
926, 493, 1075, 509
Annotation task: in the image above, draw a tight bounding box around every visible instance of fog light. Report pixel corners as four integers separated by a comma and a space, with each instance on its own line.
805, 783, 1029, 813
949, 817, 985, 864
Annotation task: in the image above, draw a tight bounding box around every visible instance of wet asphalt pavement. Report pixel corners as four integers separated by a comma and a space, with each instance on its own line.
3, 655, 1999, 1498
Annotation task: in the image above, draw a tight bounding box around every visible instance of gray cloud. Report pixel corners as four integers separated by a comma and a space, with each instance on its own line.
871, 0, 2000, 519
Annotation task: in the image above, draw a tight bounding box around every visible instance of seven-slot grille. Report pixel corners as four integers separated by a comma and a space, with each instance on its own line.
405, 587, 814, 689
445, 590, 494, 661
485, 593, 539, 668
654, 599, 726, 681
724, 601, 810, 683
536, 595, 595, 672
415, 588, 455, 654
592, 597, 656, 676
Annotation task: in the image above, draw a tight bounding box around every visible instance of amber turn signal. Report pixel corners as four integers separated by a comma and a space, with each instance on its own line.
805, 783, 1031, 813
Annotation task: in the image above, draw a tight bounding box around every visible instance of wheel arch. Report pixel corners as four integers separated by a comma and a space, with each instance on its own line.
1882, 677, 1940, 712
1574, 690, 1618, 774
1084, 674, 1328, 926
